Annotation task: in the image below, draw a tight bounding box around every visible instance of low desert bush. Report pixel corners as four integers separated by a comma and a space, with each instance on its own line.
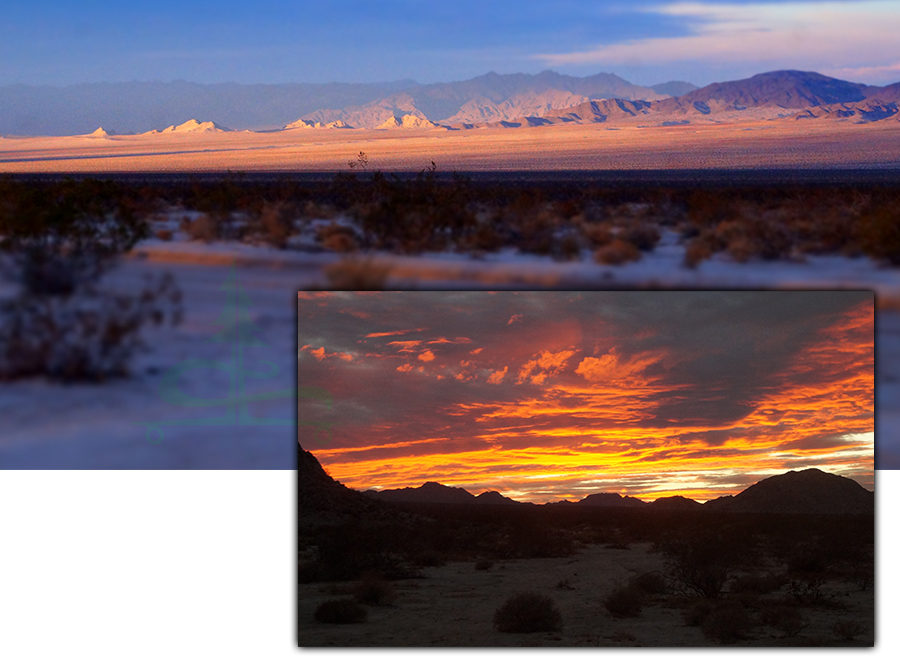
619, 222, 661, 251
603, 584, 644, 618
832, 619, 866, 641
594, 239, 641, 265
474, 559, 494, 571
353, 571, 395, 606
313, 599, 367, 624
251, 202, 293, 248
630, 571, 668, 595
317, 222, 360, 252
181, 214, 220, 242
761, 604, 808, 637
0, 273, 182, 382
324, 257, 391, 289
155, 229, 173, 241
701, 599, 752, 644
493, 592, 562, 633
683, 599, 715, 627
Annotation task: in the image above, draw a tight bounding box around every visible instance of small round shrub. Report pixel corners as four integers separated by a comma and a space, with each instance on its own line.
701, 600, 752, 644
353, 571, 395, 606
631, 571, 668, 595
314, 599, 367, 624
493, 592, 562, 633
474, 559, 494, 571
594, 239, 641, 265
604, 585, 644, 618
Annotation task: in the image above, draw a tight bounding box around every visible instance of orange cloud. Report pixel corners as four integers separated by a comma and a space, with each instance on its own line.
518, 349, 576, 384
575, 348, 660, 382
309, 347, 326, 361
418, 350, 435, 362
487, 367, 508, 384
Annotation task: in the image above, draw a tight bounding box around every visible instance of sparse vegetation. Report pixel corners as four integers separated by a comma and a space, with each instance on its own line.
314, 599, 367, 624
603, 584, 644, 618
493, 592, 562, 633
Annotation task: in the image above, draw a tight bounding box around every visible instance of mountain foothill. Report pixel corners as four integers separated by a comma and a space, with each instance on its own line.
299, 444, 874, 520
6, 70, 899, 138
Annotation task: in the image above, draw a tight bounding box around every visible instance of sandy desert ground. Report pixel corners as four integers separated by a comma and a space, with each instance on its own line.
297, 542, 874, 647
3, 119, 900, 172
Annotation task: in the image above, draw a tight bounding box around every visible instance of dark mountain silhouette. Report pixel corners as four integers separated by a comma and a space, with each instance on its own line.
475, 490, 523, 505
701, 468, 874, 514
298, 443, 385, 527
350, 468, 872, 515
648, 495, 704, 511
366, 481, 477, 504
365, 482, 523, 505
577, 492, 649, 508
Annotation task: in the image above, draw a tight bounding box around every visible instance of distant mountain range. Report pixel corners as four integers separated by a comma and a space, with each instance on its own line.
6, 69, 900, 137
358, 467, 873, 515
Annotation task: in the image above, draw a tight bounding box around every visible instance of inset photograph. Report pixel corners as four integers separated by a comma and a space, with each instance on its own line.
298, 290, 874, 647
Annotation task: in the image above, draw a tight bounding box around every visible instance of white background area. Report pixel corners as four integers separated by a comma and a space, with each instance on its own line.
0, 470, 893, 668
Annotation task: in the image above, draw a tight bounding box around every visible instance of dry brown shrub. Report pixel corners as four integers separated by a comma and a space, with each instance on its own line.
594, 239, 641, 265
314, 599, 367, 624
155, 229, 173, 241
324, 257, 391, 289
182, 214, 220, 242
317, 222, 360, 253
683, 238, 714, 268
604, 585, 644, 618
353, 571, 395, 606
493, 592, 562, 633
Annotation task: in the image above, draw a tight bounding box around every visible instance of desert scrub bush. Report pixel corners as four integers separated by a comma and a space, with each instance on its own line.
761, 604, 808, 637
594, 239, 641, 265
353, 571, 396, 606
701, 599, 753, 644
831, 619, 866, 642
0, 178, 149, 296
859, 202, 900, 264
493, 592, 562, 633
155, 229, 173, 241
618, 222, 661, 252
248, 201, 294, 248
474, 559, 494, 571
660, 529, 742, 599
0, 274, 182, 382
316, 222, 360, 253
313, 599, 367, 624
731, 572, 786, 595
324, 257, 391, 289
603, 584, 644, 618
180, 213, 220, 242
630, 571, 668, 595
683, 599, 715, 627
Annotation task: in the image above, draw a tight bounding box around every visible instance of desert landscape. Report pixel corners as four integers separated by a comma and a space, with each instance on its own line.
2, 70, 900, 172
298, 448, 875, 647
297, 291, 873, 647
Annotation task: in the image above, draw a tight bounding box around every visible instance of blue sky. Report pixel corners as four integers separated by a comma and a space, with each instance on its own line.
3, 1, 900, 87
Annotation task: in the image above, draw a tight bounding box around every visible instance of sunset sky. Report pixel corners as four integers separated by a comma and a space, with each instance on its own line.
298, 291, 873, 503
4, 1, 900, 86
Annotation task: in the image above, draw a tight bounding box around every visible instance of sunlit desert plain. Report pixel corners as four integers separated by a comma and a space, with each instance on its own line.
3, 118, 900, 172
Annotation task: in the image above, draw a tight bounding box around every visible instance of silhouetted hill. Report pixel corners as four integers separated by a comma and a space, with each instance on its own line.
367, 481, 477, 504
577, 492, 648, 508
475, 490, 523, 505
298, 443, 385, 526
702, 468, 874, 514
366, 483, 525, 505
648, 495, 704, 511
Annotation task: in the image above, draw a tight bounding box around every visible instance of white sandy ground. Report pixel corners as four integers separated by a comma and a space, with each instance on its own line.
0, 221, 894, 467
298, 542, 875, 647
